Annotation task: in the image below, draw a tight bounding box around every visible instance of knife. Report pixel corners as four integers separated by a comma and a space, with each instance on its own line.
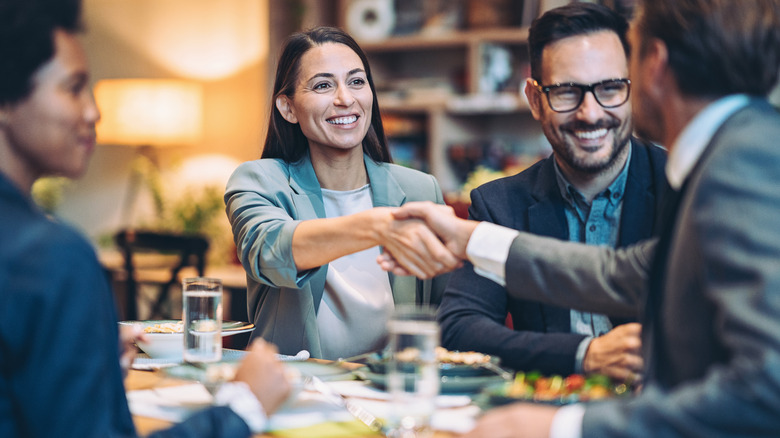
305, 375, 388, 435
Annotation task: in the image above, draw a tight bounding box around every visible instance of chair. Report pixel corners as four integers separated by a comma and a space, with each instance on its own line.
114, 229, 209, 320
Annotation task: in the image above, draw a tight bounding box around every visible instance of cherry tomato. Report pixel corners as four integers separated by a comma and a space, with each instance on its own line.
564, 374, 586, 392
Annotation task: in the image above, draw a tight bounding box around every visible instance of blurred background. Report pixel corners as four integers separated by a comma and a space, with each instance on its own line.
43, 0, 780, 267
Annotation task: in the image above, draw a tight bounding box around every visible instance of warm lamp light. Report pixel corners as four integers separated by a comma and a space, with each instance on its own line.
95, 79, 204, 147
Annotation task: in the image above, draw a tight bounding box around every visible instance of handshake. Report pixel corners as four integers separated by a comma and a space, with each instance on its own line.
376, 201, 480, 278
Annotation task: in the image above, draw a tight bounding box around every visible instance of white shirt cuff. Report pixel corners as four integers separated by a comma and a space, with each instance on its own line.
550, 403, 585, 438
466, 222, 519, 287
214, 381, 268, 433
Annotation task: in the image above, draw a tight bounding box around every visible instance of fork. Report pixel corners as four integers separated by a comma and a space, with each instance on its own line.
304, 375, 388, 435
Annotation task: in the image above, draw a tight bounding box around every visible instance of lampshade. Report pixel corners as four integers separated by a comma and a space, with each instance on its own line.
95, 79, 204, 147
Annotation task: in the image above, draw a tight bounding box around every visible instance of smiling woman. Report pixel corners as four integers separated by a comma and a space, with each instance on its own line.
274, 43, 375, 165
224, 26, 457, 361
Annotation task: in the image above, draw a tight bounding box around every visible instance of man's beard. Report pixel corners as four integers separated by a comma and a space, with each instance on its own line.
554, 118, 631, 175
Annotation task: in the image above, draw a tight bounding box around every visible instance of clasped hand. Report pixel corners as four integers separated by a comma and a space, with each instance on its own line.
377, 201, 478, 278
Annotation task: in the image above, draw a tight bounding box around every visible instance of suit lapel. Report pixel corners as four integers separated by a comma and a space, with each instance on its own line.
620, 140, 658, 246
289, 154, 327, 220
527, 156, 569, 239
363, 157, 415, 303
644, 177, 683, 384
527, 157, 572, 330
287, 155, 329, 312
366, 156, 406, 207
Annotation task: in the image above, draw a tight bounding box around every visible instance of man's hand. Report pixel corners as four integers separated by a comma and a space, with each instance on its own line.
233, 339, 291, 415
583, 322, 644, 382
119, 324, 147, 378
377, 201, 479, 276
464, 403, 558, 438
381, 216, 463, 278
392, 201, 478, 259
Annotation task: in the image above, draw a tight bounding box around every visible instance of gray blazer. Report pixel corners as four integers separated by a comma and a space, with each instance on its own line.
502, 99, 780, 437
224, 153, 448, 357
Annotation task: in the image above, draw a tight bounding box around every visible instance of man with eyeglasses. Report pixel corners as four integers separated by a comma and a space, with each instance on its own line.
437, 2, 668, 380
384, 0, 780, 435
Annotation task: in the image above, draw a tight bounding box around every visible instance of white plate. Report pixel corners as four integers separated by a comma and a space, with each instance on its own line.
119, 320, 255, 359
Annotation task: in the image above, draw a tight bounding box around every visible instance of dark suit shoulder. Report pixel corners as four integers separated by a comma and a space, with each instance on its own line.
631, 137, 668, 173
469, 156, 557, 223
474, 157, 551, 200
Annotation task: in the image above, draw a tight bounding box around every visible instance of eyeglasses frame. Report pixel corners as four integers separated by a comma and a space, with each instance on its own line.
532, 78, 631, 113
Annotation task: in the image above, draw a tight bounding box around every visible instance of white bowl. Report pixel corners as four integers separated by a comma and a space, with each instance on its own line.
119, 320, 255, 360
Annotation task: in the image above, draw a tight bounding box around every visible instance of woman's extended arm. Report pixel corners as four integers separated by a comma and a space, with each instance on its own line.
292, 207, 460, 278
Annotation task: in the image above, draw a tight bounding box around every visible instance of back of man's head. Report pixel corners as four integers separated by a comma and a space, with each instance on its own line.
528, 3, 630, 81
0, 0, 82, 106
635, 0, 780, 98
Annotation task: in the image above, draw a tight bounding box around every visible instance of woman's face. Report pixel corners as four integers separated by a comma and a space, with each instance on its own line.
276, 42, 373, 155
1, 29, 99, 190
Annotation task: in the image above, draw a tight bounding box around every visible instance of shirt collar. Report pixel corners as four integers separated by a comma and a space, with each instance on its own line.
666, 94, 750, 189
553, 142, 632, 208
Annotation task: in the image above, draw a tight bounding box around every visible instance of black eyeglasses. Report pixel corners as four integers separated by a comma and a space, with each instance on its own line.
533, 78, 631, 113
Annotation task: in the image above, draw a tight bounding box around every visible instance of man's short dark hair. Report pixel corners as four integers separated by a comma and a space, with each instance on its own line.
0, 0, 82, 106
528, 3, 630, 81
636, 0, 780, 98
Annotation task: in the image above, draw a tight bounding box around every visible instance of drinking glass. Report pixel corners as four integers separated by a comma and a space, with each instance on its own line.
385, 305, 440, 438
182, 277, 223, 363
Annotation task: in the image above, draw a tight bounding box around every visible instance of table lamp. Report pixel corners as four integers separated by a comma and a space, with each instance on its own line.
94, 78, 204, 226
95, 79, 203, 147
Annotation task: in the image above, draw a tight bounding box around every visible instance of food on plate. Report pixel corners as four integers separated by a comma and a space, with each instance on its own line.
143, 321, 183, 333
435, 347, 491, 365
500, 371, 631, 403
393, 346, 492, 364
489, 371, 632, 404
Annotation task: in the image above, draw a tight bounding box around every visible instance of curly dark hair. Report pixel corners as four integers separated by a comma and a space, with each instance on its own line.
261, 26, 391, 164
0, 0, 83, 106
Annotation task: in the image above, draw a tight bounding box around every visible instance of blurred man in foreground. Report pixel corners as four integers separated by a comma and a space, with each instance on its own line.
0, 0, 289, 436
438, 2, 667, 380
382, 0, 780, 436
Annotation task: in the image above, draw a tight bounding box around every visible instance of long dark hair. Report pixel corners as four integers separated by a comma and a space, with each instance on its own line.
261, 26, 391, 163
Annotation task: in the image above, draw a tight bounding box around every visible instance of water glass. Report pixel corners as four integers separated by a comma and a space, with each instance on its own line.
182, 277, 222, 363
385, 305, 440, 438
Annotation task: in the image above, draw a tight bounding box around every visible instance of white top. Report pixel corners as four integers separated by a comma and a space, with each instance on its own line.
316, 184, 394, 360
466, 94, 752, 438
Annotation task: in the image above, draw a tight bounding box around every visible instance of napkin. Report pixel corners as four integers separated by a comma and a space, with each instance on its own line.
128, 381, 479, 434
321, 380, 478, 433
127, 383, 213, 423
325, 380, 472, 408
127, 384, 356, 430
128, 362, 480, 435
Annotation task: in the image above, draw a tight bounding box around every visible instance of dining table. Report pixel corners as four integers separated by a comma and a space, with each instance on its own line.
124, 357, 485, 438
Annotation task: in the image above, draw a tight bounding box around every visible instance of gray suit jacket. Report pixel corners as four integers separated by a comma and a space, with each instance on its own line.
503, 99, 780, 437
224, 153, 448, 357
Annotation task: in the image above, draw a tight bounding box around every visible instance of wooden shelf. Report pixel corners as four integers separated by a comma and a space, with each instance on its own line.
378, 93, 530, 115
337, 0, 547, 193
360, 27, 530, 52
